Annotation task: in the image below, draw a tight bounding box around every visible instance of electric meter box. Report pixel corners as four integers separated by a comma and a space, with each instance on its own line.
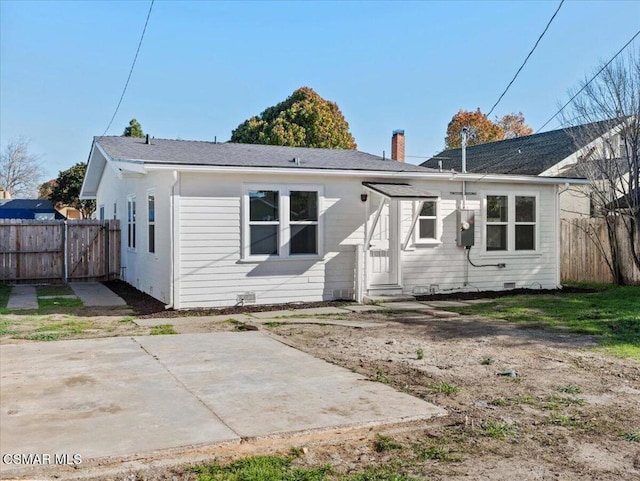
457, 209, 475, 247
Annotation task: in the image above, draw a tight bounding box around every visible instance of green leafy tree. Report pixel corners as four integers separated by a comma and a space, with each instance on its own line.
49, 163, 95, 219
230, 87, 357, 149
123, 118, 145, 138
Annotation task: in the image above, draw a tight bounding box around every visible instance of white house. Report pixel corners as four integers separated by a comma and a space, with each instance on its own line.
81, 133, 585, 309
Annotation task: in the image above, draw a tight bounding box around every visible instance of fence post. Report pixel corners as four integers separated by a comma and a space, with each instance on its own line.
63, 220, 68, 283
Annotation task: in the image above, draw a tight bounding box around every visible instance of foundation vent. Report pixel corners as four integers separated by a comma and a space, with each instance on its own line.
333, 289, 355, 300
503, 282, 517, 289
237, 292, 256, 304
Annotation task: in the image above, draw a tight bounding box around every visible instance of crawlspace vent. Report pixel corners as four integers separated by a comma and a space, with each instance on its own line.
503, 282, 517, 289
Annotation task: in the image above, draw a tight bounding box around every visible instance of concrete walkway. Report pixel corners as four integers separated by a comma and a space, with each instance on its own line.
68, 282, 126, 307
0, 332, 445, 477
4, 282, 126, 310
5, 285, 38, 310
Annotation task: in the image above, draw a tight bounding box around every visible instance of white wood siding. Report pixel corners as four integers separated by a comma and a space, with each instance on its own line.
95, 157, 173, 303
177, 173, 367, 308
400, 181, 559, 294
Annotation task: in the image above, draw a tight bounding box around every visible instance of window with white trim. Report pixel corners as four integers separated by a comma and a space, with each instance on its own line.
147, 191, 155, 254
127, 195, 136, 249
98, 205, 105, 221
486, 195, 508, 251
485, 194, 537, 252
244, 185, 322, 259
515, 196, 536, 250
417, 200, 438, 241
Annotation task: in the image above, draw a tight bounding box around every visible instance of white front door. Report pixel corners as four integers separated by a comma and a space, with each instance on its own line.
367, 198, 399, 286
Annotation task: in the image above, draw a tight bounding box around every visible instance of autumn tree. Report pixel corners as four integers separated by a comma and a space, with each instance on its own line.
561, 52, 640, 284
49, 162, 95, 219
123, 118, 145, 138
38, 179, 56, 199
230, 87, 357, 149
444, 109, 533, 148
0, 137, 44, 198
498, 112, 533, 139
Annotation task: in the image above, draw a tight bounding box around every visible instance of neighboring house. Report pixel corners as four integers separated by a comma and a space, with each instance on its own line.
80, 133, 585, 309
0, 199, 65, 220
422, 119, 628, 219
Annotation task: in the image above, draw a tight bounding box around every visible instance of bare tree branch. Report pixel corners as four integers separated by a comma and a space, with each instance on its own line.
0, 138, 44, 198
561, 51, 640, 283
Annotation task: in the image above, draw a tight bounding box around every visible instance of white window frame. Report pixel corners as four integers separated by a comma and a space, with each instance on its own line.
241, 183, 323, 261
127, 195, 136, 251
413, 199, 441, 245
147, 190, 155, 254
482, 192, 539, 254
98, 205, 105, 221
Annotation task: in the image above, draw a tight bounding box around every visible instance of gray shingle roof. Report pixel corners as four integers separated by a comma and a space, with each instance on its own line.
422, 119, 621, 175
96, 136, 436, 173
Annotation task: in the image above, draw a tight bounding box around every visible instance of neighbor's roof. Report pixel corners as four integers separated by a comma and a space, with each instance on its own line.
422, 119, 621, 175
95, 136, 435, 173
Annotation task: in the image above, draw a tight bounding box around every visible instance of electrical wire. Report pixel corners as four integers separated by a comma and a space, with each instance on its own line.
486, 0, 564, 117
466, 246, 505, 268
99, 0, 155, 138
535, 29, 640, 134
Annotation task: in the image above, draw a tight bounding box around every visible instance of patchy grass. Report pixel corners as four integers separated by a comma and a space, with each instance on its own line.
622, 431, 640, 442
374, 369, 390, 384
373, 434, 404, 453
428, 381, 459, 395
558, 384, 583, 395
443, 285, 640, 359
36, 284, 75, 297
150, 324, 177, 335
416, 348, 424, 360
265, 321, 286, 327
482, 421, 517, 440
192, 455, 332, 481
38, 297, 83, 312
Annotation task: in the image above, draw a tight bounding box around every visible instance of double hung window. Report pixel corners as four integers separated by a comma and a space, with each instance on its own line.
417, 200, 438, 241
245, 185, 321, 259
485, 194, 537, 252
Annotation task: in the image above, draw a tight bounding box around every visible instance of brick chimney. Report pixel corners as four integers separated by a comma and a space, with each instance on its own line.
391, 129, 405, 162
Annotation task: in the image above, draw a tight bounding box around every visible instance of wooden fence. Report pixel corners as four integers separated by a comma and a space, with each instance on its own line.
0, 219, 120, 283
561, 217, 640, 284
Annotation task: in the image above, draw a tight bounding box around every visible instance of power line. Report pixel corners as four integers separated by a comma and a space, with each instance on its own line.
535, 28, 640, 133
486, 0, 564, 118
100, 0, 155, 137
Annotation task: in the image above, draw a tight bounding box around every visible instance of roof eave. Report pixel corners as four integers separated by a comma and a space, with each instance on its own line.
143, 163, 589, 184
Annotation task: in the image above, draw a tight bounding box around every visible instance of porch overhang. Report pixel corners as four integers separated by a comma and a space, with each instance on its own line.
362, 182, 439, 200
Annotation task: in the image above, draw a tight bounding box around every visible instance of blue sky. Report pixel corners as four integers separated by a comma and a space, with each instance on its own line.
1, 0, 639, 182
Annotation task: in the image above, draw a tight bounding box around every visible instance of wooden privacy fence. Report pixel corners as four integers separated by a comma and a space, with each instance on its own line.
0, 219, 121, 283
561, 217, 640, 284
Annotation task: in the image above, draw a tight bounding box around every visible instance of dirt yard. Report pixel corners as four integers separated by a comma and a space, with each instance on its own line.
3, 281, 638, 480
255, 310, 640, 480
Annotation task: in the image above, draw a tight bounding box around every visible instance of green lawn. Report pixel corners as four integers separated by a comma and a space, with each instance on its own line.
445, 285, 640, 359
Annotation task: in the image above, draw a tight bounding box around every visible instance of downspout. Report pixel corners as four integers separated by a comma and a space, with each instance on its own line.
556, 182, 570, 288
166, 170, 180, 309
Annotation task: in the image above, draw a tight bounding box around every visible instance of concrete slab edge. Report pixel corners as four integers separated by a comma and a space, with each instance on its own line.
0, 415, 447, 480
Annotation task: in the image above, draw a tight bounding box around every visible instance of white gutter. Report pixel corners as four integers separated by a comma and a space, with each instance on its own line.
141, 163, 590, 185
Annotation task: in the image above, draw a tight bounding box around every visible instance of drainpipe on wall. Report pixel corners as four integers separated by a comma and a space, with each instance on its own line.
166, 170, 180, 309
556, 182, 571, 289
